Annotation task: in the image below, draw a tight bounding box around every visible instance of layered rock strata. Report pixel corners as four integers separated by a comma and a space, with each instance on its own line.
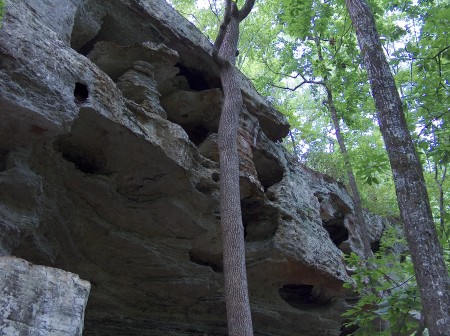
0, 0, 387, 335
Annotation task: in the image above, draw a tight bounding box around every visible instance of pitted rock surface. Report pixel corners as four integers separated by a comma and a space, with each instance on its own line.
0, 0, 386, 335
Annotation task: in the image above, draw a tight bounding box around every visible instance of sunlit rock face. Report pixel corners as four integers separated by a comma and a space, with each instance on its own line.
0, 0, 386, 335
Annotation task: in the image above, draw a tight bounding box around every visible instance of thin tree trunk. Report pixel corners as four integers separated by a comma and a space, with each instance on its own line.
289, 130, 300, 161
325, 87, 373, 259
314, 36, 373, 259
434, 163, 447, 235
345, 0, 450, 334
212, 1, 255, 335
326, 84, 390, 332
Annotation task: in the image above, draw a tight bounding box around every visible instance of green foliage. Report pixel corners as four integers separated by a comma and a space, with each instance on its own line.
343, 227, 423, 335
344, 216, 450, 334
168, 0, 221, 42
0, 0, 4, 26
355, 151, 389, 186
170, 1, 450, 334
169, 1, 449, 333
170, 0, 447, 216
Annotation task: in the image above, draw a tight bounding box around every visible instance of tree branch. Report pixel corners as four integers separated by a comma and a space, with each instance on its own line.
432, 44, 450, 59
213, 0, 232, 63
259, 56, 302, 80
271, 79, 325, 91
208, 0, 221, 23
238, 0, 255, 22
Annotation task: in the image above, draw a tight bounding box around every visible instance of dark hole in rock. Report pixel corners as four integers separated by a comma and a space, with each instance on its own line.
370, 240, 381, 253
281, 214, 292, 221
315, 192, 351, 248
211, 172, 220, 182
252, 149, 283, 191
194, 180, 214, 196
176, 63, 211, 91
323, 218, 349, 247
188, 251, 222, 273
241, 198, 278, 242
55, 137, 106, 175
70, 14, 100, 55
183, 124, 210, 146
279, 284, 330, 310
0, 149, 9, 172
74, 82, 89, 104
266, 190, 277, 202
77, 38, 98, 56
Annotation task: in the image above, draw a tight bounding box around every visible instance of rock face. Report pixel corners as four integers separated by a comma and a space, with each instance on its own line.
0, 256, 90, 336
0, 0, 387, 335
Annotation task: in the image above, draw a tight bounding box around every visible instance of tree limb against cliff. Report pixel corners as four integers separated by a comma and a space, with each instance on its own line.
212, 0, 255, 335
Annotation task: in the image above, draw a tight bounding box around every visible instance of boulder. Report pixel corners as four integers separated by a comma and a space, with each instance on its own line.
0, 257, 90, 336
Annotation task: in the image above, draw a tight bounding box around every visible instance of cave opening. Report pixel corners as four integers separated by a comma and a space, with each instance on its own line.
74, 82, 89, 104
175, 63, 212, 91
370, 240, 381, 253
322, 218, 349, 247
77, 36, 98, 56
279, 284, 331, 310
241, 198, 279, 242
188, 251, 223, 273
252, 149, 284, 192
182, 124, 210, 146
55, 136, 107, 175
315, 193, 351, 249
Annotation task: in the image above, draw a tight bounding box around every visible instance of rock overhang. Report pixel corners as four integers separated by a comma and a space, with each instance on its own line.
0, 0, 386, 335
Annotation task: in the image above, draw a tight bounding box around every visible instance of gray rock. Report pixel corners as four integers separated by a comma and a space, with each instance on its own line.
0, 256, 90, 336
0, 0, 386, 335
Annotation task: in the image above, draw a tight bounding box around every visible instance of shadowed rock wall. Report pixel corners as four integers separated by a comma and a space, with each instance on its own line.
0, 0, 387, 335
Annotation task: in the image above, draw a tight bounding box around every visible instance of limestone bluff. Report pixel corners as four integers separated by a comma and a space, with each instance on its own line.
0, 0, 386, 335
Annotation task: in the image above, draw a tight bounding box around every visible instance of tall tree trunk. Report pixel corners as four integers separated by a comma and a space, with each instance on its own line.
325, 87, 373, 259
345, 0, 450, 334
314, 36, 373, 259
212, 1, 255, 335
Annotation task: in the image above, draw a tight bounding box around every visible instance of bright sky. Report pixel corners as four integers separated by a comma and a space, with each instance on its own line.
197, 0, 210, 9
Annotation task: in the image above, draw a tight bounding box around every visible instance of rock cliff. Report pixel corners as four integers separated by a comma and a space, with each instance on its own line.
0, 0, 387, 335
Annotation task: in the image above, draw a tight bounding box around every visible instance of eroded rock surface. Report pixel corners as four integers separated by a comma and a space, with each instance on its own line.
0, 256, 90, 336
0, 0, 385, 335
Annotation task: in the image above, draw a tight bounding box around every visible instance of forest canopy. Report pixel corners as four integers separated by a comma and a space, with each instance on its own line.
170, 0, 449, 230
170, 0, 450, 334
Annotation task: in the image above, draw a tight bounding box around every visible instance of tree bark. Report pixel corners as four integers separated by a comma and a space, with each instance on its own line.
325, 87, 373, 259
345, 0, 450, 334
213, 1, 255, 335
314, 36, 373, 259
434, 163, 447, 235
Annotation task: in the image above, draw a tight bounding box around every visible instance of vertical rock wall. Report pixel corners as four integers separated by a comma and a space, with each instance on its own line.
0, 0, 387, 335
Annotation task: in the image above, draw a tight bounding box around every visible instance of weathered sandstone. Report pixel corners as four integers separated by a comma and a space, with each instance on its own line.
0, 256, 90, 336
0, 0, 387, 335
